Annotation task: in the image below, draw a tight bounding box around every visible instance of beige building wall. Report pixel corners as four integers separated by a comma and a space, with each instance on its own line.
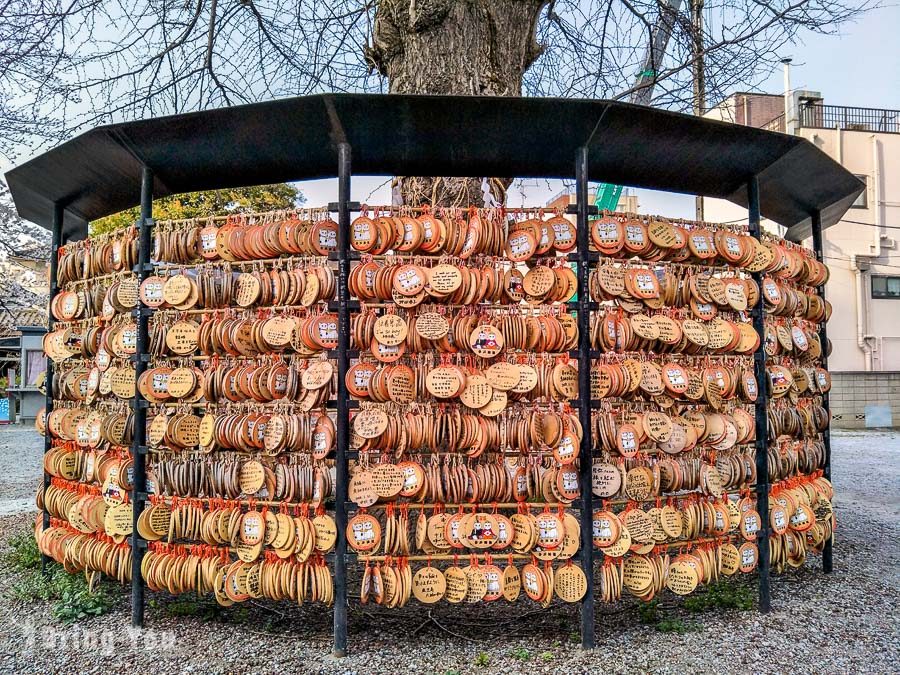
704, 121, 900, 374
704, 93, 785, 128
805, 128, 900, 372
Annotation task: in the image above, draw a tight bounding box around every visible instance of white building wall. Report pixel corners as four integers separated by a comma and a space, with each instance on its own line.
704, 127, 900, 373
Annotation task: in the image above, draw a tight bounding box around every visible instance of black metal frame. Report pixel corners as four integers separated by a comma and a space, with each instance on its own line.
130, 167, 153, 626
810, 210, 833, 574
321, 145, 601, 652
575, 146, 596, 649
40, 137, 837, 653
332, 143, 352, 657
7, 93, 864, 243
747, 177, 771, 613
40, 204, 63, 576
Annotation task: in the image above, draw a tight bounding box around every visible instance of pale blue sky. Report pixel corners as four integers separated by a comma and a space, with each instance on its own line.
621, 3, 900, 218
764, 3, 900, 110
5, 3, 898, 221
299, 3, 900, 217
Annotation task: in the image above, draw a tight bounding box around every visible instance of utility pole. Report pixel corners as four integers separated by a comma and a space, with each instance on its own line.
691, 0, 706, 221
782, 58, 796, 134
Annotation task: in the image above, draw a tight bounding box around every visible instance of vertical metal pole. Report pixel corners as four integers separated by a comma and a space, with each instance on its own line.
747, 176, 771, 613
575, 146, 595, 650
41, 203, 63, 575
333, 143, 351, 657
691, 0, 706, 223
810, 210, 833, 573
131, 166, 152, 627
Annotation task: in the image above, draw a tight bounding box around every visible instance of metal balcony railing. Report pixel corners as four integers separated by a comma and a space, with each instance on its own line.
762, 114, 786, 133
799, 104, 899, 134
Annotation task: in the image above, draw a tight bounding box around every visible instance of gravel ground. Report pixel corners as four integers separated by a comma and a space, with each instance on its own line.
0, 426, 42, 515
0, 426, 897, 674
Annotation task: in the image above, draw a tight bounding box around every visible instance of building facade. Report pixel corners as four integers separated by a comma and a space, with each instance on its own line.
545, 189, 640, 215
704, 91, 900, 427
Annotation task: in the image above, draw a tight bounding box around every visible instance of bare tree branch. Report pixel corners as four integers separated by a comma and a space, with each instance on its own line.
0, 0, 876, 165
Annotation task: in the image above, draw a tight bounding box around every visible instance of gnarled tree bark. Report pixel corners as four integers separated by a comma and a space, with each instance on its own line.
366, 0, 549, 207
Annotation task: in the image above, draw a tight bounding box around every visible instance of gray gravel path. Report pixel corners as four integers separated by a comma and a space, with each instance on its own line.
0, 427, 897, 674
0, 426, 41, 515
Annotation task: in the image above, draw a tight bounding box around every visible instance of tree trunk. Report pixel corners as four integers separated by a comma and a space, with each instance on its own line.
366, 0, 548, 207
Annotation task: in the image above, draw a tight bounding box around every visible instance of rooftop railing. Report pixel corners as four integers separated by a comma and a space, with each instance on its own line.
799, 104, 899, 134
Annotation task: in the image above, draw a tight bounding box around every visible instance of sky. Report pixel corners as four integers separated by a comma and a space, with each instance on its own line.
3, 2, 898, 222
292, 3, 900, 219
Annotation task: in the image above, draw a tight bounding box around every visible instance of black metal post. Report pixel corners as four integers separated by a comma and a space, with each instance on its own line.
810, 209, 833, 574
747, 176, 771, 613
131, 166, 152, 627
41, 203, 63, 575
333, 143, 352, 657
575, 146, 595, 649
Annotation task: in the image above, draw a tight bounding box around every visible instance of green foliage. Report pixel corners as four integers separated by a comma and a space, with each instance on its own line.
90, 182, 303, 235
474, 652, 490, 667
163, 598, 217, 618
635, 582, 751, 634
683, 581, 753, 613
655, 617, 697, 634
637, 598, 698, 634
510, 647, 530, 661
637, 598, 660, 624
158, 597, 249, 624
12, 565, 117, 623
3, 531, 42, 570
5, 527, 118, 623
50, 573, 117, 622
228, 606, 250, 624
10, 567, 57, 601
539, 651, 554, 662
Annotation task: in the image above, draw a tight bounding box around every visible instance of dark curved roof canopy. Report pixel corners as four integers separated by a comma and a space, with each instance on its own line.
5, 93, 863, 243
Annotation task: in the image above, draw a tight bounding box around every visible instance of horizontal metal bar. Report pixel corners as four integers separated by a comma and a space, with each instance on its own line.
328, 349, 359, 359
328, 201, 361, 212
345, 501, 583, 510
565, 204, 599, 216
328, 300, 360, 312
328, 251, 584, 263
